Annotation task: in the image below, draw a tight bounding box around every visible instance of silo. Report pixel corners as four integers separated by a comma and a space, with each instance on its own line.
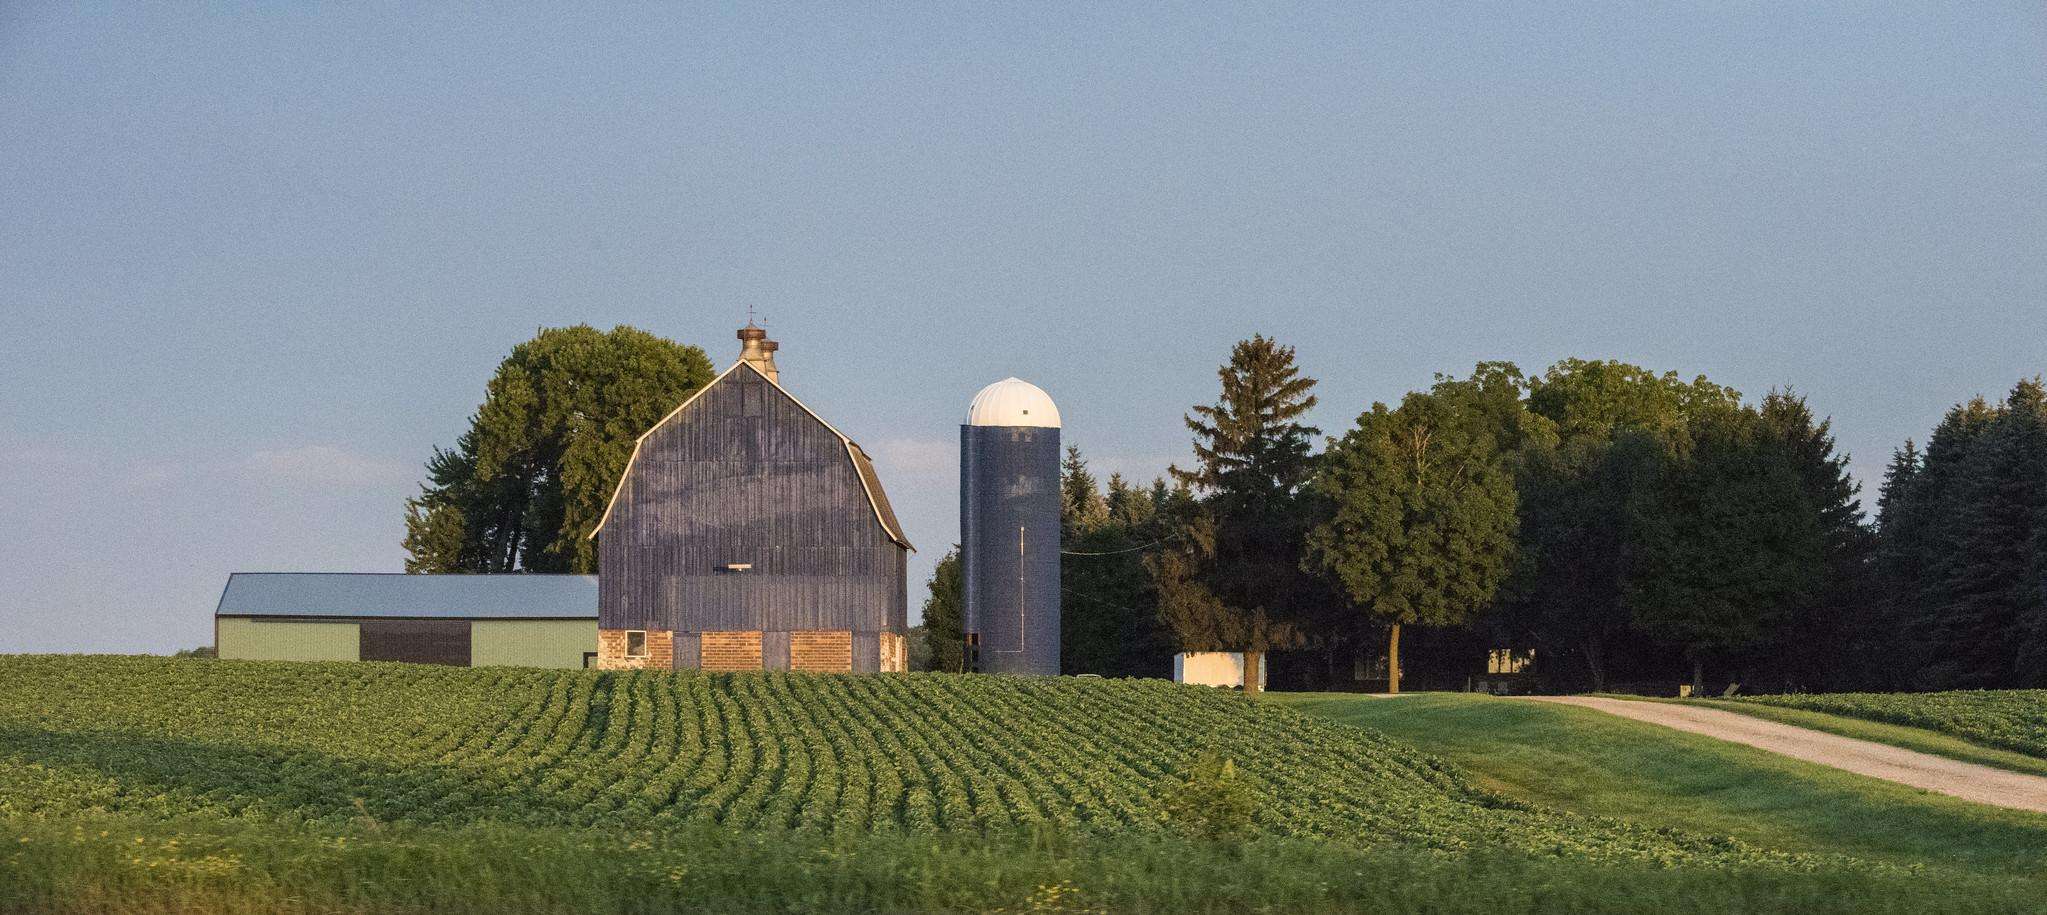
960, 378, 1062, 675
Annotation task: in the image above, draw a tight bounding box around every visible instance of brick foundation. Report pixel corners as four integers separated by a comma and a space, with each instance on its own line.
701, 630, 764, 671
790, 630, 853, 672
597, 628, 673, 670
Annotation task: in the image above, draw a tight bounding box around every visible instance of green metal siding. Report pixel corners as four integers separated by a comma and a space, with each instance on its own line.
472, 620, 597, 668
217, 617, 359, 662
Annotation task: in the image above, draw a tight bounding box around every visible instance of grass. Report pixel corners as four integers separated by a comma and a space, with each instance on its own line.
1275, 692, 2047, 877
1615, 695, 2047, 779
4, 812, 2038, 915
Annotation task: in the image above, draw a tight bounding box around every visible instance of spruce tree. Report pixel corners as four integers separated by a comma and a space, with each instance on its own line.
1938, 381, 2047, 687
1058, 448, 1165, 676
1060, 446, 1109, 537
1753, 390, 1874, 690
1910, 397, 2005, 688
1154, 335, 1321, 695
1871, 440, 1926, 688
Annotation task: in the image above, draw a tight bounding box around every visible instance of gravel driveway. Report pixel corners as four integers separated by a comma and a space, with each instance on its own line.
1526, 695, 2047, 814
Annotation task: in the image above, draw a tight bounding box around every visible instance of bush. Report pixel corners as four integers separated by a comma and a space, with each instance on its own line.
1159, 750, 1258, 841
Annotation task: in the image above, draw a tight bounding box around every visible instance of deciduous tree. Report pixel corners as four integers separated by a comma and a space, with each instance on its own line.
919, 548, 965, 673
1305, 381, 1520, 694
403, 325, 713, 573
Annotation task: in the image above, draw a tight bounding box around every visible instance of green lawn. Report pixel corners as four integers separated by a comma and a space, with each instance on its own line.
1276, 692, 2047, 877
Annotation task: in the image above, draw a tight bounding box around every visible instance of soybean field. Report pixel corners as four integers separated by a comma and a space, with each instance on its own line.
0, 655, 1769, 864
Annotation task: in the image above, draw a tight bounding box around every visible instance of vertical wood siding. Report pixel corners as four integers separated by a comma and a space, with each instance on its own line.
598, 368, 909, 648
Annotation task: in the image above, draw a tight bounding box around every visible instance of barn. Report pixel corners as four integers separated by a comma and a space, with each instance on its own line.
214, 572, 597, 667
588, 324, 914, 672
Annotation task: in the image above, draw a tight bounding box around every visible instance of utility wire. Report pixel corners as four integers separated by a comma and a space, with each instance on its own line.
1057, 529, 1186, 557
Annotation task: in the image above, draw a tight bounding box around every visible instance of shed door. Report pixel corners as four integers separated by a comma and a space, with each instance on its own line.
360, 620, 472, 666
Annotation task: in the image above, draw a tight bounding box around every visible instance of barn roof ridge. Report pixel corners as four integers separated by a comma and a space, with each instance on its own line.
588, 358, 914, 551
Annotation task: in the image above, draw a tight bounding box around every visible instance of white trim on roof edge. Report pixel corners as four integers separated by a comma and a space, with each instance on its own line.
588, 359, 914, 551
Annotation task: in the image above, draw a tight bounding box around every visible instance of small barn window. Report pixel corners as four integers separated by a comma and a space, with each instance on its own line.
626, 630, 648, 658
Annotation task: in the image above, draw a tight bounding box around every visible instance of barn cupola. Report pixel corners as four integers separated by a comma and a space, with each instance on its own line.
737, 322, 780, 383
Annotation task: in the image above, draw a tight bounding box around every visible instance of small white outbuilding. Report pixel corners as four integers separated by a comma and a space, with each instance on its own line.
1172, 652, 1268, 690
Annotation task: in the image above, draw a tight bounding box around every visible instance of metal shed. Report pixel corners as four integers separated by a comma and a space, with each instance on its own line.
213, 572, 598, 668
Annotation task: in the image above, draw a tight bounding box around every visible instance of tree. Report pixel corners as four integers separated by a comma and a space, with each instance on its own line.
1061, 446, 1109, 536
919, 549, 965, 673
1059, 450, 1171, 677
1625, 404, 1823, 695
1154, 336, 1322, 696
1904, 396, 2004, 688
1508, 360, 1740, 690
1875, 442, 1932, 687
403, 325, 713, 573
1935, 380, 2047, 687
1751, 390, 1874, 691
1870, 440, 1926, 688
1305, 381, 1520, 694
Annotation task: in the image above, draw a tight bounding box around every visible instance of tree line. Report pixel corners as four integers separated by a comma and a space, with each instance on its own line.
404, 325, 2042, 694
925, 339, 2040, 696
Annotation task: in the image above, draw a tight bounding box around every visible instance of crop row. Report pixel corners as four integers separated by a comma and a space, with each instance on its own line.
0, 655, 1789, 865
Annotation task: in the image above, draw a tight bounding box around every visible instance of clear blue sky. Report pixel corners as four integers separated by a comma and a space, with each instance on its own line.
3, 4, 2041, 653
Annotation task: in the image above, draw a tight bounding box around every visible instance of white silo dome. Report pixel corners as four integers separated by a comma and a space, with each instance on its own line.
967, 378, 1061, 428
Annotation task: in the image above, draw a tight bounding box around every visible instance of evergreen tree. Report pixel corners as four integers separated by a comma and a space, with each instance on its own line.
1058, 452, 1171, 677
1909, 396, 2005, 688
1154, 336, 1321, 695
403, 325, 713, 573
1305, 381, 1520, 694
918, 549, 965, 673
1751, 390, 1874, 690
1934, 381, 2047, 687
1061, 446, 1110, 536
1870, 440, 1925, 688
1106, 472, 1157, 528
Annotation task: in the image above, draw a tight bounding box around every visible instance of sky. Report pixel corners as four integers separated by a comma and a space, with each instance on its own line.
2, 4, 2042, 654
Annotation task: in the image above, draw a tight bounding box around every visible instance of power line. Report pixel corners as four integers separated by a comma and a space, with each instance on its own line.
1058, 529, 1185, 557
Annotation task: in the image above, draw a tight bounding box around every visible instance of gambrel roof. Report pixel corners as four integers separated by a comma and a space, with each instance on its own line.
589, 359, 914, 551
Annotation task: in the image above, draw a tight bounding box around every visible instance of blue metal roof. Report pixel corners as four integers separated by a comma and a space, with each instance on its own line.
215, 573, 597, 619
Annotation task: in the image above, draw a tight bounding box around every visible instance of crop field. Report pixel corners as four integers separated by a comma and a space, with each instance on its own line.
1740, 690, 2047, 759
0, 655, 1749, 861
4, 657, 2040, 913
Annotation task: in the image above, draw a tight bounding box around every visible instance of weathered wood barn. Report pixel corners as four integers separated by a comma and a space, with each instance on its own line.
588, 325, 914, 672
